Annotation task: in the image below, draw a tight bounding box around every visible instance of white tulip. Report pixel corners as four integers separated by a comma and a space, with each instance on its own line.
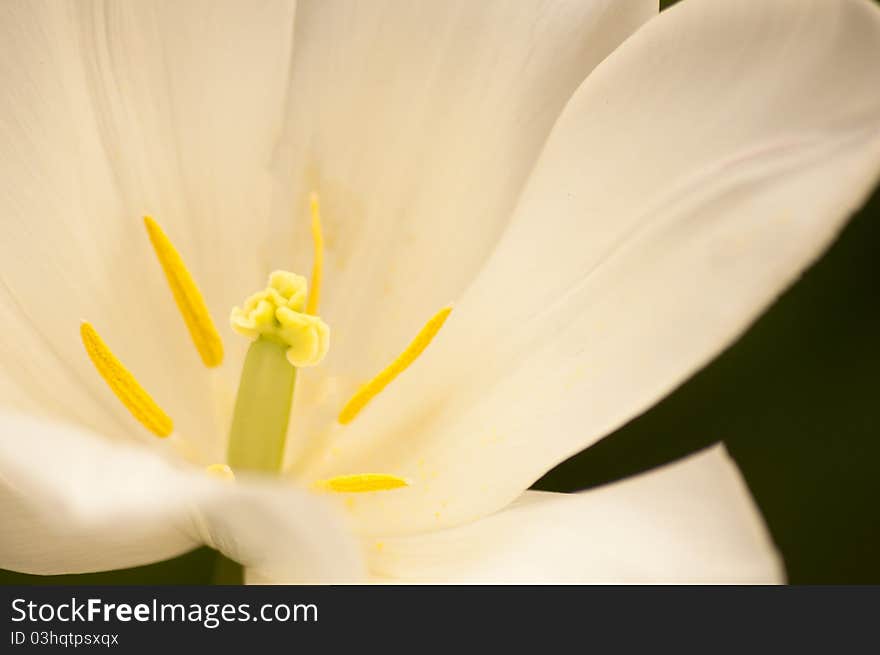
2, 0, 879, 583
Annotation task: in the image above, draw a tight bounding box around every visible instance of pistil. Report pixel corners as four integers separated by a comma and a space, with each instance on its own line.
226, 337, 297, 472
227, 271, 329, 473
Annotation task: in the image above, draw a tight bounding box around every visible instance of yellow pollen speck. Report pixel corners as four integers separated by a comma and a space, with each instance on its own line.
230, 271, 330, 367
306, 192, 324, 316
314, 474, 410, 493
143, 216, 223, 368
338, 306, 452, 424
206, 464, 235, 481
375, 541, 385, 552
80, 322, 173, 438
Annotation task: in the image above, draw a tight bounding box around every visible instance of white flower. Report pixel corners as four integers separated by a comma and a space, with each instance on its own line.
2, 0, 879, 583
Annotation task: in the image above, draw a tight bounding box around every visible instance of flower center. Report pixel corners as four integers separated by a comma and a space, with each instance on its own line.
79, 194, 451, 495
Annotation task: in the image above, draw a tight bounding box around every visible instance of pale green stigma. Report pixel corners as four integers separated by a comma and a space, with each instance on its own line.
230, 271, 329, 367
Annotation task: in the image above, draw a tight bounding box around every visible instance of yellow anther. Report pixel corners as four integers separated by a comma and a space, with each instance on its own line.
143, 216, 224, 368
230, 271, 329, 367
338, 306, 452, 424
315, 474, 410, 493
206, 464, 235, 481
79, 322, 173, 438
306, 192, 324, 316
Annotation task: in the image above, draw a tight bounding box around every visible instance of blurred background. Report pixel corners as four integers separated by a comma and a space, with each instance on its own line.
2, 0, 878, 584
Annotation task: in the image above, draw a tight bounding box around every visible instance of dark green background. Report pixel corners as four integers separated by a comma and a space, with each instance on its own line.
2, 0, 877, 584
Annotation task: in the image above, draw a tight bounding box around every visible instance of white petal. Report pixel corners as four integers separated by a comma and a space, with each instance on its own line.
369, 446, 782, 583
278, 0, 657, 466
0, 411, 363, 582
314, 0, 880, 536
0, 1, 297, 459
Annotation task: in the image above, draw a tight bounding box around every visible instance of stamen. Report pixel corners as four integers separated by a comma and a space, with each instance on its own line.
143, 216, 224, 368
315, 474, 409, 493
80, 322, 173, 438
338, 306, 452, 424
206, 464, 235, 481
306, 192, 324, 316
